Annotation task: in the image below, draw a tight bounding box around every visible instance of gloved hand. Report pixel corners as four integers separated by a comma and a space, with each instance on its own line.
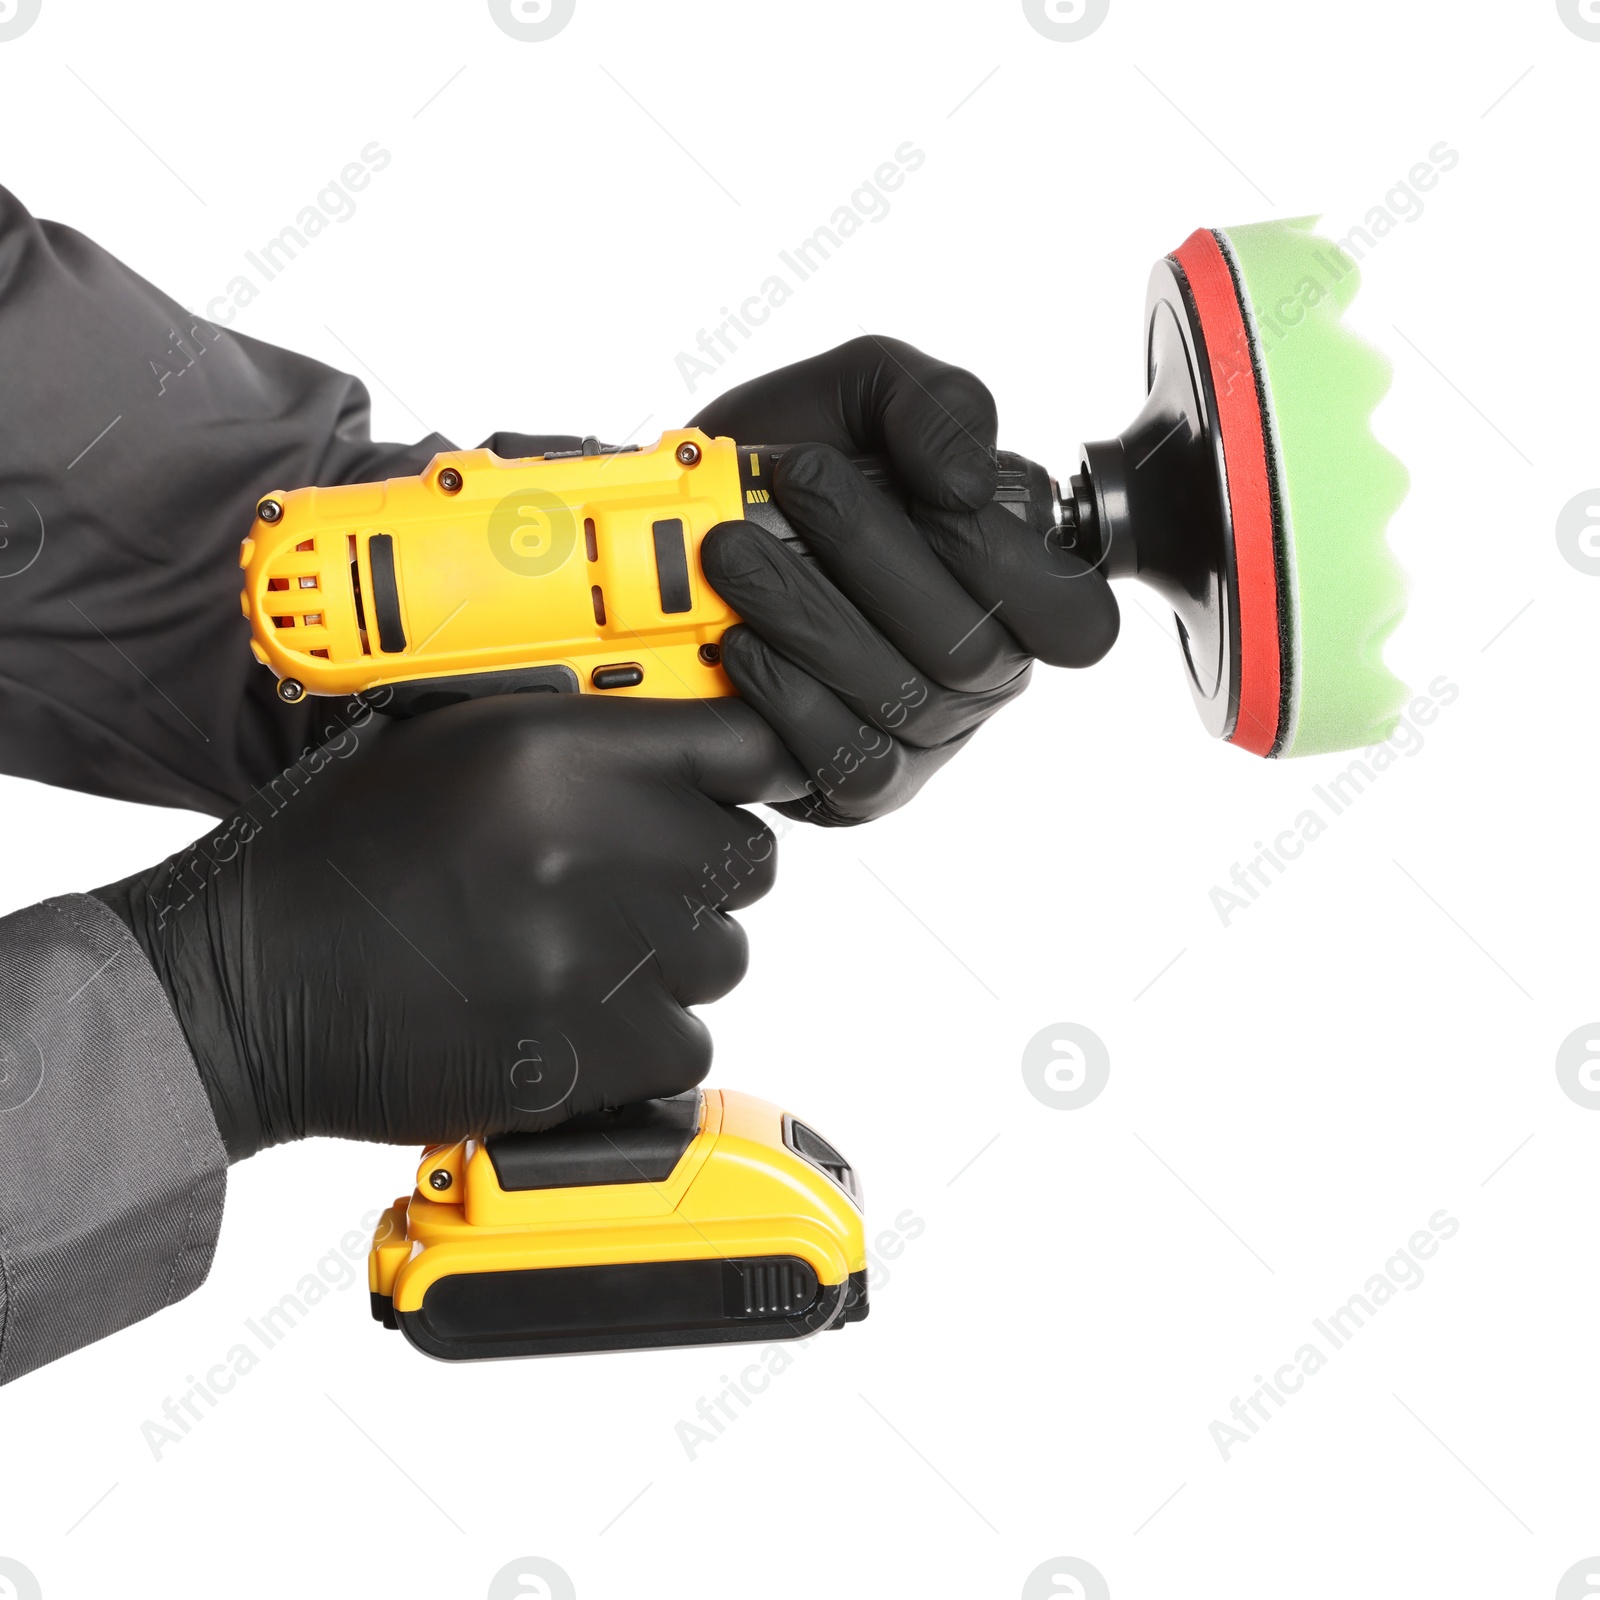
92, 693, 804, 1160
2, 188, 1113, 825
693, 336, 1119, 826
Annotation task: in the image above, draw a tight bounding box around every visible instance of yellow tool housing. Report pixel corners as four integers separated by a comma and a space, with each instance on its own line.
368, 1089, 868, 1360
238, 429, 761, 707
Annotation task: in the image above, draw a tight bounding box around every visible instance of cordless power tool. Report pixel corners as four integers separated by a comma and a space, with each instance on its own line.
239, 220, 1408, 1360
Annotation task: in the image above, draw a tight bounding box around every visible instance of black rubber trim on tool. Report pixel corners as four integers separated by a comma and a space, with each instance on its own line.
376, 1268, 869, 1355
1161, 252, 1242, 744
363, 664, 580, 719
395, 1259, 858, 1359
366, 533, 407, 653
1211, 229, 1293, 759
484, 1091, 701, 1191
651, 518, 692, 614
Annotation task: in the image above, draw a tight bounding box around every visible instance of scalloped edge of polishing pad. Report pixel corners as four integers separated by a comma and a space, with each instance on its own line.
1213, 217, 1409, 758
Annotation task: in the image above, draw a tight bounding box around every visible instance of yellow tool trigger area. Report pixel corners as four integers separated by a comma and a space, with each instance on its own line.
367, 1089, 869, 1361
239, 429, 756, 708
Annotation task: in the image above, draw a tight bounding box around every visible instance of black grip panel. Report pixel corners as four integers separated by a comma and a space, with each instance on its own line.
735, 445, 1058, 553
363, 663, 579, 719
651, 518, 692, 613
366, 533, 407, 653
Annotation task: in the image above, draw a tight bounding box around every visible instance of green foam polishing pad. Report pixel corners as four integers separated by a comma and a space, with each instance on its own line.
1215, 218, 1409, 757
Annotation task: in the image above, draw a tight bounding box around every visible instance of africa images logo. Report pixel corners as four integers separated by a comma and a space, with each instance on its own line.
0, 0, 41, 42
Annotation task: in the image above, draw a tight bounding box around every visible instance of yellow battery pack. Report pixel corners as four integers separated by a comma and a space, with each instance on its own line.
368, 1089, 868, 1360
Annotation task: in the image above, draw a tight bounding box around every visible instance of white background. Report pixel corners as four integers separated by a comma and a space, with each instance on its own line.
0, 1, 1594, 1597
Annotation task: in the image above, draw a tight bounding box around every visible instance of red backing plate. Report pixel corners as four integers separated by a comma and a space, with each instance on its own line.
1171, 229, 1281, 756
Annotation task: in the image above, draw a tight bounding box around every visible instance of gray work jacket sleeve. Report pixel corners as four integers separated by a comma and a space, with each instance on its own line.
0, 891, 225, 1384
0, 181, 589, 817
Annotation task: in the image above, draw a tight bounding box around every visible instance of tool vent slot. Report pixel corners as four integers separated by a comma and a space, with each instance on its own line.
651, 518, 692, 614
366, 533, 406, 653
591, 584, 606, 625
348, 534, 371, 655
584, 516, 598, 563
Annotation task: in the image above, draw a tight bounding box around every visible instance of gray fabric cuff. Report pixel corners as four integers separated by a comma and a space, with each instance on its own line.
0, 892, 227, 1384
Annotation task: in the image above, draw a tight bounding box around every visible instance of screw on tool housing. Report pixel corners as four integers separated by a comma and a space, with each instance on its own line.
257, 498, 283, 523
438, 468, 463, 493
675, 441, 701, 467
698, 642, 721, 665
429, 1168, 453, 1192
276, 678, 305, 704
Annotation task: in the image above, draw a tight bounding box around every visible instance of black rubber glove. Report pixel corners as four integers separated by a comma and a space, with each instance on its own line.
92, 693, 804, 1160
693, 336, 1119, 826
